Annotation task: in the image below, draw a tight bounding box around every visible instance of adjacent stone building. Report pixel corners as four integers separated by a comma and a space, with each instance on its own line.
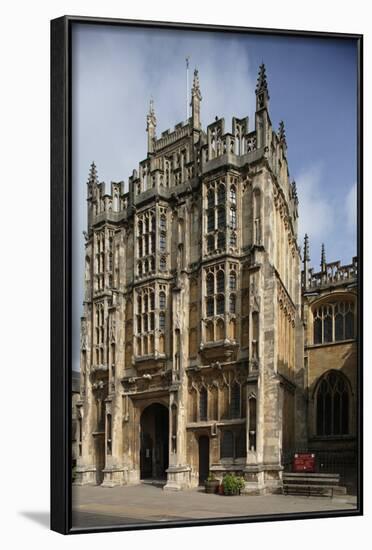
74, 65, 357, 493
302, 241, 357, 480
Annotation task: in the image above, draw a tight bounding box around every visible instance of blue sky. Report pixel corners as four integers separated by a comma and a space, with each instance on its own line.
71, 23, 358, 371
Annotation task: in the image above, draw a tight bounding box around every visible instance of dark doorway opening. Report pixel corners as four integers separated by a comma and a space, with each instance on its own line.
198, 435, 210, 485
94, 434, 105, 485
140, 403, 169, 480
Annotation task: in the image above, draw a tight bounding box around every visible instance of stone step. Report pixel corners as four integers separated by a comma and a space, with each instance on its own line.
283, 473, 340, 479
283, 484, 347, 496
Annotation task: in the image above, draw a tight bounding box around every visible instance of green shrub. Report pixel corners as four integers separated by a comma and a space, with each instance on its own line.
222, 473, 245, 495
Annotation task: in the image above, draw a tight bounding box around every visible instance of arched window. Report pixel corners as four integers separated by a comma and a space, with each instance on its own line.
207, 209, 215, 232
230, 185, 236, 204
138, 221, 143, 235
160, 215, 166, 231
206, 297, 214, 317
206, 273, 214, 295
207, 235, 214, 252
160, 232, 166, 252
217, 207, 226, 228
313, 301, 355, 344
217, 184, 226, 204
220, 430, 234, 458
217, 270, 225, 293
230, 231, 237, 247
216, 295, 225, 315
316, 371, 350, 436
229, 271, 237, 290
159, 311, 165, 330
217, 231, 226, 249
230, 207, 237, 230
229, 294, 236, 313
159, 291, 166, 309
199, 387, 208, 421
207, 188, 215, 209
230, 382, 241, 418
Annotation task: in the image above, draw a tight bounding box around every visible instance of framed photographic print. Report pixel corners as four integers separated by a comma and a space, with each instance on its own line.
51, 15, 363, 534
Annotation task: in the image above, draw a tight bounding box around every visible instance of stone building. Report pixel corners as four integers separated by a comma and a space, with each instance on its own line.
302, 240, 358, 480
74, 65, 356, 493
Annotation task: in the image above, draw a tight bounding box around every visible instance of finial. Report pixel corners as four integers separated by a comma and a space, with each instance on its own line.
256, 63, 269, 97
192, 67, 202, 100
146, 97, 156, 131
321, 243, 326, 270
291, 180, 298, 202
88, 161, 98, 184
278, 120, 287, 146
304, 233, 310, 262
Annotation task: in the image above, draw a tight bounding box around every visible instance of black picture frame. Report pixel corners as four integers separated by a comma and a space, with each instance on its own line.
51, 15, 363, 535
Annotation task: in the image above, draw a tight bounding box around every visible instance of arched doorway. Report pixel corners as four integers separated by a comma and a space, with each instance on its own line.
198, 435, 210, 485
140, 403, 169, 480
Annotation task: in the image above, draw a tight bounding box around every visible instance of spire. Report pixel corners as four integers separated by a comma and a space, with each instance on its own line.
302, 233, 310, 290
255, 63, 270, 110
278, 120, 287, 147
191, 68, 202, 132
146, 98, 157, 154
320, 243, 326, 271
256, 63, 268, 94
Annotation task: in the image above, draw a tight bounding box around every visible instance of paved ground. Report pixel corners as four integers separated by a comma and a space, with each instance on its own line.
71, 483, 357, 529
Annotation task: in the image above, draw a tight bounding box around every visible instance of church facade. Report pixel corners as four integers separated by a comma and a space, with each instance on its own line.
74, 65, 357, 493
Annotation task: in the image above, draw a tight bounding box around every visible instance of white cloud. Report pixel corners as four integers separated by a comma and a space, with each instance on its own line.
345, 182, 357, 231
297, 163, 335, 244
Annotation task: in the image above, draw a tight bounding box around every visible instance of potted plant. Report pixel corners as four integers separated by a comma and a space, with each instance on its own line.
221, 473, 245, 496
204, 472, 220, 494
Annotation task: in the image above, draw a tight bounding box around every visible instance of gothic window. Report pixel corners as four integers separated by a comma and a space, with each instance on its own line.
159, 291, 166, 309
207, 208, 215, 233
206, 297, 214, 317
313, 301, 355, 344
160, 233, 166, 252
230, 382, 241, 418
199, 387, 208, 421
230, 185, 236, 204
159, 311, 165, 330
230, 207, 237, 230
160, 215, 166, 231
217, 231, 226, 249
229, 271, 237, 290
217, 270, 225, 293
160, 257, 166, 271
207, 235, 215, 252
316, 371, 350, 436
207, 273, 214, 295
207, 188, 215, 209
138, 221, 143, 235
217, 184, 226, 204
230, 231, 237, 247
216, 295, 225, 315
229, 294, 236, 314
217, 207, 226, 229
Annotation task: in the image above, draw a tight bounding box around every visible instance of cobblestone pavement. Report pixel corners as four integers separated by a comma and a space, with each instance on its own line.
72, 483, 358, 529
